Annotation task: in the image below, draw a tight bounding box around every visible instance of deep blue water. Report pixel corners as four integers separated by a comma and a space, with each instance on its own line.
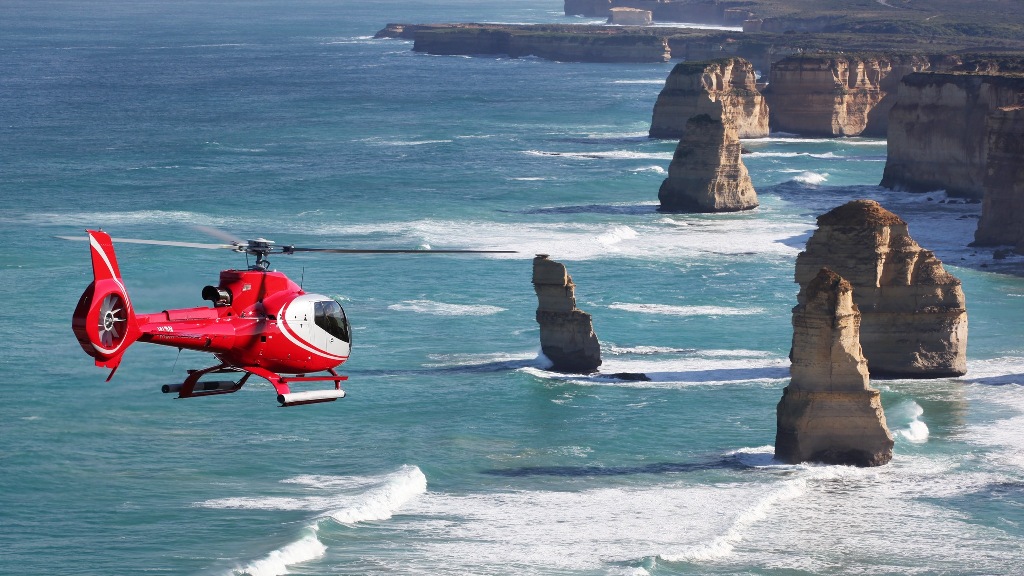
2, 1, 1024, 575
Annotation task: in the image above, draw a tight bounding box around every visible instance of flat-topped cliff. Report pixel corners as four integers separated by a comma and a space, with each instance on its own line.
410, 25, 670, 63
880, 72, 1024, 198
763, 55, 929, 137
649, 57, 768, 139
974, 105, 1024, 247
795, 200, 968, 377
658, 114, 758, 212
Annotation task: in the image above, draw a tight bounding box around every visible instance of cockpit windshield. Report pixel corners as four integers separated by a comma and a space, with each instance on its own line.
314, 298, 351, 343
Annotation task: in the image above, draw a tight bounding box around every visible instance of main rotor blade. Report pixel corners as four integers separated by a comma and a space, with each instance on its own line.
57, 236, 236, 250
284, 247, 517, 254
192, 225, 244, 244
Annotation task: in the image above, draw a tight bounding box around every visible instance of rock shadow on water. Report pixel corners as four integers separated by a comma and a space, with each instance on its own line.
482, 451, 772, 478
963, 373, 1024, 386
506, 204, 658, 216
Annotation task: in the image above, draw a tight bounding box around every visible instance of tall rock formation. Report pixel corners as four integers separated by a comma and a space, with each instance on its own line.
649, 57, 769, 139
975, 105, 1024, 247
776, 268, 895, 467
763, 55, 928, 137
880, 72, 1024, 198
533, 255, 601, 373
796, 200, 968, 377
658, 114, 758, 212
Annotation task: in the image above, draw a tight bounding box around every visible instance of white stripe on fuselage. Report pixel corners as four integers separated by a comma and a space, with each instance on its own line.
278, 297, 348, 362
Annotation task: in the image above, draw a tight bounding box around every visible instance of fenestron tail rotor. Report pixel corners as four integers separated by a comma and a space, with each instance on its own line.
97, 293, 128, 349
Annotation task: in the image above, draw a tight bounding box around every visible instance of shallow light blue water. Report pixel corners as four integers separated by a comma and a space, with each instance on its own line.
2, 2, 1023, 575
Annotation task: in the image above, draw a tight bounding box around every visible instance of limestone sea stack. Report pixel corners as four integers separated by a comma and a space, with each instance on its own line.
973, 105, 1024, 248
532, 255, 601, 372
796, 200, 967, 377
776, 268, 895, 467
649, 57, 769, 139
658, 114, 758, 213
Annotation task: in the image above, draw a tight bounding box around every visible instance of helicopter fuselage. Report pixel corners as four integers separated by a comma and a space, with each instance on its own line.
134, 269, 351, 374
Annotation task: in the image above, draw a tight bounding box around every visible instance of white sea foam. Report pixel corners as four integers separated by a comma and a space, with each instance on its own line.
612, 80, 667, 85
748, 136, 887, 146
214, 466, 428, 576
521, 353, 789, 388
524, 149, 673, 161
890, 400, 930, 444
597, 225, 639, 245
789, 171, 829, 185
387, 300, 506, 316
743, 151, 844, 159
304, 217, 808, 261
609, 302, 765, 316
630, 165, 667, 175
231, 530, 326, 576
399, 482, 771, 571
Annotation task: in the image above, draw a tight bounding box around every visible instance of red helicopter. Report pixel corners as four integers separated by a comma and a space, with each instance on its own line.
67, 229, 514, 407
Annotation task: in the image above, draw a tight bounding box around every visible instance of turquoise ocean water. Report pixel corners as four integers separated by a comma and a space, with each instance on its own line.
2, 1, 1023, 574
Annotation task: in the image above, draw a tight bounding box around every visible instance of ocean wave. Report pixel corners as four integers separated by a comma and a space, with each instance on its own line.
630, 165, 667, 175
220, 466, 427, 576
231, 530, 325, 576
890, 400, 930, 444
611, 80, 667, 85
303, 217, 808, 261
520, 354, 789, 387
743, 151, 844, 159
387, 300, 506, 316
609, 303, 765, 316
524, 149, 673, 161
597, 225, 639, 245
788, 171, 829, 185
750, 136, 887, 146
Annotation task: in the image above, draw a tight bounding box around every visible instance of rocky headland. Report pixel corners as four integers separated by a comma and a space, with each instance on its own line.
880, 72, 1024, 199
649, 57, 768, 139
776, 267, 894, 467
763, 54, 930, 137
974, 105, 1024, 248
658, 114, 758, 212
795, 200, 968, 377
533, 255, 602, 373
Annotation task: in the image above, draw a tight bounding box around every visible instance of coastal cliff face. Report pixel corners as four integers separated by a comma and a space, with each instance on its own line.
658, 114, 758, 212
776, 268, 894, 467
795, 200, 968, 378
763, 56, 927, 137
975, 105, 1024, 247
880, 72, 1024, 198
533, 255, 602, 373
413, 27, 670, 63
649, 57, 769, 139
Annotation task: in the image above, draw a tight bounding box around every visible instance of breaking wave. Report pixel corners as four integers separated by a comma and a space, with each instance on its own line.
388, 300, 507, 316
609, 303, 765, 316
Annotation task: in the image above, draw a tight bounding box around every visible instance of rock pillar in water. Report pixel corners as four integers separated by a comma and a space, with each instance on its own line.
974, 105, 1024, 248
658, 114, 758, 213
795, 200, 967, 377
776, 268, 894, 467
532, 255, 601, 372
649, 57, 769, 139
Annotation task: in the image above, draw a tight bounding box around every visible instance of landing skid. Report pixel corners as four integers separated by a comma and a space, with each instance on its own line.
161, 363, 347, 406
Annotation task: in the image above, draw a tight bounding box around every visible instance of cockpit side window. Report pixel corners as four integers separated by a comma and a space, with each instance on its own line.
314, 299, 351, 343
